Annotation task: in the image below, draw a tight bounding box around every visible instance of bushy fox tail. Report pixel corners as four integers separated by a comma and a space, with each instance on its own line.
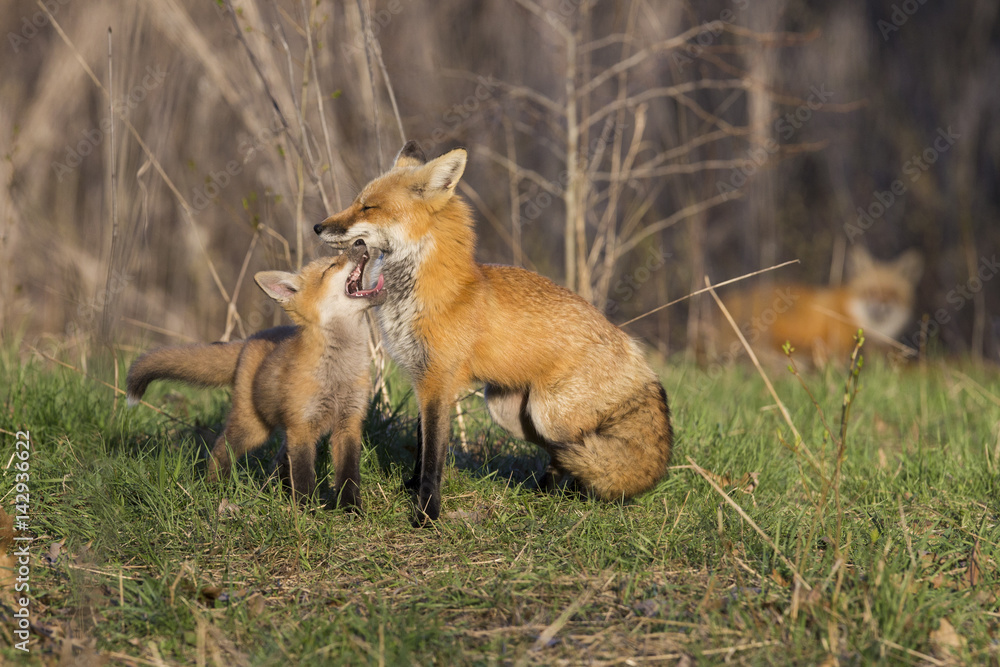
126, 341, 244, 406
563, 382, 673, 500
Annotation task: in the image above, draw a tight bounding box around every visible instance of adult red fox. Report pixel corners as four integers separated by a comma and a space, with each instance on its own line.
709, 246, 923, 366
127, 243, 385, 509
314, 142, 672, 524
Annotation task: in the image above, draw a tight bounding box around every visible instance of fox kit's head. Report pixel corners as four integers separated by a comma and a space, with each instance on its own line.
846, 246, 923, 338
254, 241, 385, 328
313, 141, 470, 260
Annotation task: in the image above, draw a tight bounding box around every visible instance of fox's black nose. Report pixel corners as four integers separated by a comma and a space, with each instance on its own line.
313, 223, 323, 235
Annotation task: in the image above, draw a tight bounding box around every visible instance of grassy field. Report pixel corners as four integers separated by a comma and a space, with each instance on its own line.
0, 343, 998, 665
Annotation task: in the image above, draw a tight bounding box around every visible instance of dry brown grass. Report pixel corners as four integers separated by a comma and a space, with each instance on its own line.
1, 0, 996, 361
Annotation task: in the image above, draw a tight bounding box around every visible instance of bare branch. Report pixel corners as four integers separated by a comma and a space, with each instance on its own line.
439, 68, 563, 116
616, 189, 740, 258
617, 259, 800, 327
723, 24, 821, 46
635, 128, 749, 175
577, 23, 727, 99
475, 146, 563, 196
579, 32, 638, 55
512, 0, 572, 41
583, 79, 750, 129
302, 0, 343, 210
595, 158, 754, 181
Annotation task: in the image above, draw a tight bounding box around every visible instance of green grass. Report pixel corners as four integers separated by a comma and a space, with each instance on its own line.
1, 346, 998, 665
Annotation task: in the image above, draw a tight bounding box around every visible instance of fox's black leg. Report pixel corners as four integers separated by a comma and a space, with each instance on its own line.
413, 398, 450, 526
403, 415, 422, 491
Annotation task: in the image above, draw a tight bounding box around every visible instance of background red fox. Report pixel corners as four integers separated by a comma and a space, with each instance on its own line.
127, 243, 384, 509
315, 142, 672, 524
708, 246, 924, 366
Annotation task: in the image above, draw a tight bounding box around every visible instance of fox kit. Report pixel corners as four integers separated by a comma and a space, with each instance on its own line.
314, 141, 672, 523
710, 246, 923, 365
126, 243, 385, 509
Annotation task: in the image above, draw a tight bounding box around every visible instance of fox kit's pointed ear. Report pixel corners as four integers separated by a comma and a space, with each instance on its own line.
415, 148, 467, 201
847, 245, 874, 274
394, 140, 427, 168
895, 249, 924, 284
255, 271, 301, 304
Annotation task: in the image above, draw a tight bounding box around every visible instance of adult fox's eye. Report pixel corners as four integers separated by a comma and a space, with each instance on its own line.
361, 204, 377, 212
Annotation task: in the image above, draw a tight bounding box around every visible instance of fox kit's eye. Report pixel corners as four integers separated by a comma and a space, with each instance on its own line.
353, 239, 365, 247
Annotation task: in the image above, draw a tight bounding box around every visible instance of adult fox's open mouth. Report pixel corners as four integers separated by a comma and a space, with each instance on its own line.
345, 244, 385, 299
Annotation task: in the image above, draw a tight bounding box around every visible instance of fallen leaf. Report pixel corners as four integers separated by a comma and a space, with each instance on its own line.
700, 468, 760, 495
966, 541, 982, 588
217, 499, 241, 519
444, 510, 483, 524
633, 598, 663, 617
44, 539, 65, 565
929, 617, 966, 659
200, 585, 223, 604
247, 593, 266, 618
736, 471, 760, 494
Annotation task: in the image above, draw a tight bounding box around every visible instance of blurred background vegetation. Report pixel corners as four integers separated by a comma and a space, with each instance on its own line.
1, 0, 997, 366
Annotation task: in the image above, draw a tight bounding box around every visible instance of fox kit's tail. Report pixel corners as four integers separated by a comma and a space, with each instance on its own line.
126, 341, 244, 406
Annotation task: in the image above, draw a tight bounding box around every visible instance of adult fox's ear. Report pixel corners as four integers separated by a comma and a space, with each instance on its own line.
394, 140, 427, 168
847, 245, 874, 274
895, 249, 924, 284
255, 271, 301, 303
412, 148, 467, 202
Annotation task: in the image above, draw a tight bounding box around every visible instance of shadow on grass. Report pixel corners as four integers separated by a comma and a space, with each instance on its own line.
362, 389, 556, 497
116, 381, 561, 506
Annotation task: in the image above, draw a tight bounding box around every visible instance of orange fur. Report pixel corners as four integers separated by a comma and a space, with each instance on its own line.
316, 142, 672, 523
710, 247, 923, 365
127, 245, 383, 508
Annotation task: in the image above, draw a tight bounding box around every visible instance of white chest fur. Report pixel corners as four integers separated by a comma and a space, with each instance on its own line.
374, 242, 430, 378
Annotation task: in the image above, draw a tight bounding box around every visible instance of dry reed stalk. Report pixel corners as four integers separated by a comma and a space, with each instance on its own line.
704, 277, 815, 467
618, 259, 799, 327
300, 0, 342, 210
454, 395, 469, 453
221, 233, 259, 342
40, 2, 233, 308
687, 456, 812, 592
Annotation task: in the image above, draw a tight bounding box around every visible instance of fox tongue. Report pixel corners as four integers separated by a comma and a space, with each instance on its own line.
353, 273, 384, 297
